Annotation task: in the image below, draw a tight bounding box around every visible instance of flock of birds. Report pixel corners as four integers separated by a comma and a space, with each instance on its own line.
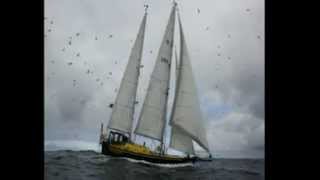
45, 6, 262, 107
45, 17, 120, 108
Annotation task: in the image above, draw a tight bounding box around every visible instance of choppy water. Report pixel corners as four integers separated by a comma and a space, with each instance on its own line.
45, 150, 264, 180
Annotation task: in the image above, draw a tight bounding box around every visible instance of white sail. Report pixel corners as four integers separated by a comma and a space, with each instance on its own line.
134, 5, 176, 141
170, 125, 194, 154
107, 12, 147, 134
170, 13, 210, 153
169, 47, 195, 154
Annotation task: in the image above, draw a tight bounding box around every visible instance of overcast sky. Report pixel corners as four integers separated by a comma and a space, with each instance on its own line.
45, 0, 264, 159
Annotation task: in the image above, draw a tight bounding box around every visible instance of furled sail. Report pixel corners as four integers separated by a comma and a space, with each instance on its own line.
169, 48, 195, 154
169, 13, 210, 153
107, 12, 147, 134
134, 5, 177, 141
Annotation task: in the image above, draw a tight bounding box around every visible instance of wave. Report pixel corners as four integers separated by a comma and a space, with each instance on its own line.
45, 150, 264, 180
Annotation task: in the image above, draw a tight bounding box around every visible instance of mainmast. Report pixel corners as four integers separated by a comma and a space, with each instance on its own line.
160, 1, 178, 155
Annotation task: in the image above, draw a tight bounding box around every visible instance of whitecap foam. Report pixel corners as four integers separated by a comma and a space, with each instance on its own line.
115, 157, 194, 168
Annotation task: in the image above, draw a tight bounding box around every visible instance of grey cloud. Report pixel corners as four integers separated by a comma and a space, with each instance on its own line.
207, 111, 264, 158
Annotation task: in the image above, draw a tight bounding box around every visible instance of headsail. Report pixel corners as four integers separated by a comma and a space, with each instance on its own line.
170, 124, 195, 154
107, 12, 147, 134
169, 12, 210, 153
134, 4, 176, 141
169, 47, 195, 154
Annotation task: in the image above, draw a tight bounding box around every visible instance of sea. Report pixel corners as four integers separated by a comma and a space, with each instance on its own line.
45, 150, 264, 180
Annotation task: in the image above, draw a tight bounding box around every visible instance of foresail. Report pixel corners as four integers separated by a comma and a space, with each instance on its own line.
170, 125, 194, 154
170, 46, 195, 154
134, 5, 176, 141
170, 13, 210, 153
108, 13, 147, 134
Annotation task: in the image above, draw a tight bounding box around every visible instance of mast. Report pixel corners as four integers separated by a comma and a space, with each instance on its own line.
134, 3, 177, 153
160, 1, 178, 155
107, 9, 147, 139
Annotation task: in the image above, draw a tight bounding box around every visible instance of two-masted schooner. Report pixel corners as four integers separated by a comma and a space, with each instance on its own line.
99, 2, 212, 164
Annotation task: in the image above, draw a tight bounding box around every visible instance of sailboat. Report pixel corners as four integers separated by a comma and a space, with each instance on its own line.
99, 2, 212, 164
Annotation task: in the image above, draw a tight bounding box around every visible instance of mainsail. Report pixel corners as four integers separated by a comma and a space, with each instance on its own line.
134, 5, 176, 141
107, 12, 147, 134
169, 13, 210, 153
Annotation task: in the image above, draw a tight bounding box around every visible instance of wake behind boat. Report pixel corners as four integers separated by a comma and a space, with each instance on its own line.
99, 1, 212, 164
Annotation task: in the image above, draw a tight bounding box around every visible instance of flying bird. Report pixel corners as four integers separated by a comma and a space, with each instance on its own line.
76, 53, 80, 57
109, 34, 113, 38
197, 8, 200, 14
48, 29, 52, 32
246, 8, 251, 12
68, 40, 72, 45
95, 36, 98, 40
68, 62, 73, 66
80, 99, 86, 105
76, 33, 80, 36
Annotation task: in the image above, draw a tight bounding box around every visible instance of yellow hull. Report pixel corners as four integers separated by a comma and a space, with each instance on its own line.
102, 141, 195, 163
